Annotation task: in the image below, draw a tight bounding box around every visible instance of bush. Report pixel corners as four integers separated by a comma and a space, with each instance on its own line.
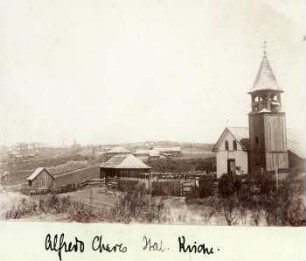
148, 157, 216, 173
218, 174, 241, 198
5, 195, 98, 221
198, 175, 215, 198
112, 186, 170, 223
217, 196, 239, 226
250, 172, 276, 195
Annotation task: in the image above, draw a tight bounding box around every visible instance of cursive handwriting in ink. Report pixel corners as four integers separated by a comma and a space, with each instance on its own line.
142, 236, 168, 252
92, 235, 127, 253
178, 236, 217, 255
45, 233, 84, 261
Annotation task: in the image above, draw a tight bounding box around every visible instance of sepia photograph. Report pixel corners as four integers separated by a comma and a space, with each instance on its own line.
0, 0, 305, 229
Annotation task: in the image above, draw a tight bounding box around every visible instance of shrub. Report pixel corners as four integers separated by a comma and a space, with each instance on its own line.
112, 186, 170, 223
198, 175, 215, 198
218, 174, 241, 198
217, 196, 239, 226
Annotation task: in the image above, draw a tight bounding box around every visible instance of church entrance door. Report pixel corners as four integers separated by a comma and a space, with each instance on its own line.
227, 159, 236, 175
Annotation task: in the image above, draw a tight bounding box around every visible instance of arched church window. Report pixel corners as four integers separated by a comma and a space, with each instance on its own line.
233, 140, 237, 150
225, 140, 229, 150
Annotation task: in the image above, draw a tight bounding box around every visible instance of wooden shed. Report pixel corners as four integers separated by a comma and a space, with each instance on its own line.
26, 167, 55, 190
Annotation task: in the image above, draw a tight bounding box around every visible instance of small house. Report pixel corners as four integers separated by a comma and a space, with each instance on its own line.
134, 149, 160, 161
26, 167, 55, 190
154, 147, 182, 157
104, 146, 131, 160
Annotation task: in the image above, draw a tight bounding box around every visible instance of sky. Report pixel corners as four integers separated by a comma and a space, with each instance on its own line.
0, 0, 305, 146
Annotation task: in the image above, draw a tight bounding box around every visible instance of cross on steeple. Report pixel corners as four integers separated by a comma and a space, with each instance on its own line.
262, 41, 267, 56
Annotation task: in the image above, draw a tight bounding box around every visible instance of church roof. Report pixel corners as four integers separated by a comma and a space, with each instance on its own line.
100, 154, 151, 169
227, 127, 249, 141
212, 127, 249, 151
249, 53, 283, 93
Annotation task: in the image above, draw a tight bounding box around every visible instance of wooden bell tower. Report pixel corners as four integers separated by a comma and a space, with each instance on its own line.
248, 45, 289, 173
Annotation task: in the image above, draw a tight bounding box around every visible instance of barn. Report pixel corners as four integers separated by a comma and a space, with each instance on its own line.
26, 167, 55, 190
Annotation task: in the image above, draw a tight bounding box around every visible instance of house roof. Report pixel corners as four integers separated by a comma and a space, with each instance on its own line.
134, 149, 160, 156
249, 53, 283, 94
26, 167, 55, 181
154, 147, 181, 152
213, 127, 306, 159
100, 154, 151, 169
105, 146, 130, 154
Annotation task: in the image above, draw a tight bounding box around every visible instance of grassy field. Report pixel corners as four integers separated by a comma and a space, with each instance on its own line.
178, 152, 215, 160
54, 165, 100, 186
4, 163, 100, 187
58, 187, 117, 208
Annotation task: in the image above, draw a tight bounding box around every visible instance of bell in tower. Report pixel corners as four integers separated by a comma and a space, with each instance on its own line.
248, 44, 289, 173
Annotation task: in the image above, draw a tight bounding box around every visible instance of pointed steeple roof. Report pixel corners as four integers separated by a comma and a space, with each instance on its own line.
249, 52, 283, 93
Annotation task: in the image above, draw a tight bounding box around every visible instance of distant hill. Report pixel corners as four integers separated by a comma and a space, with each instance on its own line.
96, 141, 214, 152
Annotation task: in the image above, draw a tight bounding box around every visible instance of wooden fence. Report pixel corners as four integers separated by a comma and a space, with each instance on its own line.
152, 180, 181, 196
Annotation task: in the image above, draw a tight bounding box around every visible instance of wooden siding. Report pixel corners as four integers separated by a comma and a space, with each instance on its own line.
28, 170, 54, 189
216, 151, 248, 178
101, 168, 150, 179
265, 152, 288, 171
263, 113, 287, 151
249, 112, 288, 172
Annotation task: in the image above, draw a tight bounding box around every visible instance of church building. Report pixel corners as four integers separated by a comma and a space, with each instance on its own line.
213, 48, 306, 178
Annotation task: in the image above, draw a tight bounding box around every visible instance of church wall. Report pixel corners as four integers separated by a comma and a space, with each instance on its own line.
265, 152, 289, 171
216, 151, 248, 178
249, 112, 289, 172
263, 113, 287, 151
249, 113, 266, 172
263, 113, 289, 171
215, 131, 248, 178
